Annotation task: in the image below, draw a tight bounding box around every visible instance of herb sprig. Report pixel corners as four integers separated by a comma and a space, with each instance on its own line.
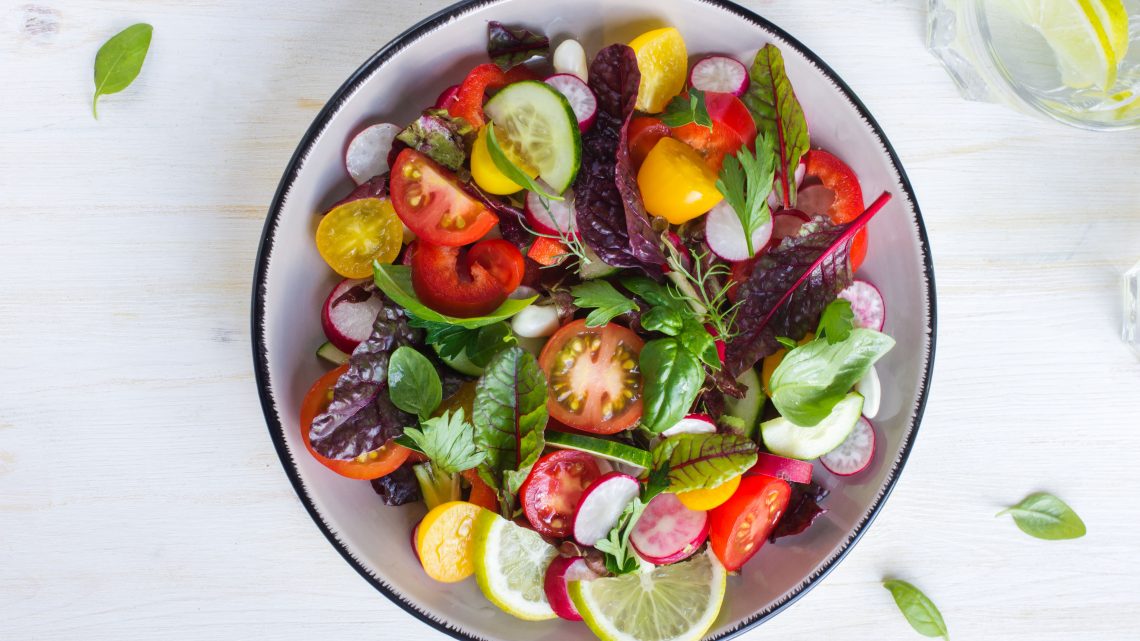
716, 135, 777, 257
571, 281, 639, 327
594, 498, 646, 575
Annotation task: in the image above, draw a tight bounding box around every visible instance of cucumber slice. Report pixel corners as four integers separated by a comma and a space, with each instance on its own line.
316, 341, 349, 365
433, 343, 483, 376
544, 431, 652, 470
579, 245, 620, 280
724, 368, 765, 439
761, 393, 864, 460
484, 81, 582, 193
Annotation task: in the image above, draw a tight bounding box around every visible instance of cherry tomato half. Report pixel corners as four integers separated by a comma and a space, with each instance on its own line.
802, 149, 867, 270
519, 450, 603, 538
448, 63, 539, 129
708, 474, 791, 571
410, 240, 521, 317
467, 238, 525, 294
672, 92, 756, 172
627, 116, 671, 171
299, 365, 412, 480
315, 198, 403, 278
538, 320, 644, 434
390, 149, 498, 247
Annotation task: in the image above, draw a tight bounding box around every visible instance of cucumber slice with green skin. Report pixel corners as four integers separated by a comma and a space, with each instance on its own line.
316, 341, 349, 365
761, 392, 864, 460
483, 81, 582, 194
724, 368, 765, 439
578, 245, 620, 280
432, 343, 483, 376
544, 431, 652, 470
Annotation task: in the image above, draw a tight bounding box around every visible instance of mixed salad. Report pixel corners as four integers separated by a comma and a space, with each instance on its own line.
300, 22, 895, 641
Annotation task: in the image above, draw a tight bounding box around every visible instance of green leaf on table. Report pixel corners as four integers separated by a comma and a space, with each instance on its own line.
769, 328, 894, 426
660, 88, 713, 130
387, 346, 443, 420
882, 579, 949, 640
650, 432, 758, 493
93, 23, 154, 119
716, 137, 776, 257
742, 44, 809, 208
401, 409, 484, 475
997, 492, 1086, 540
816, 298, 856, 344
472, 347, 548, 515
373, 262, 536, 329
638, 338, 705, 434
571, 281, 639, 327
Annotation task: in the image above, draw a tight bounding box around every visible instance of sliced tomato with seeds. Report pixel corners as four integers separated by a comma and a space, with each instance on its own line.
538, 320, 644, 434
671, 92, 756, 172
708, 474, 791, 571
467, 238, 525, 294
390, 149, 498, 247
410, 241, 508, 318
448, 63, 539, 129
519, 450, 602, 538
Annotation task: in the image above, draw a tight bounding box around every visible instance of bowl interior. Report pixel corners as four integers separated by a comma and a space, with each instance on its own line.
253, 0, 935, 639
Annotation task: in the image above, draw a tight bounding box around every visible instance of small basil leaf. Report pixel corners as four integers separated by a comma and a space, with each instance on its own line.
640, 306, 684, 336
882, 580, 949, 640
816, 298, 855, 344
620, 275, 678, 309
679, 323, 720, 371
92, 23, 153, 119
388, 346, 443, 419
997, 492, 1086, 540
639, 338, 704, 433
467, 323, 517, 367
485, 122, 563, 200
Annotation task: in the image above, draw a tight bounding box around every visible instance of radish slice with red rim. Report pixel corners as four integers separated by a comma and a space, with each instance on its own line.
771, 209, 810, 242
544, 556, 598, 620
545, 73, 598, 132
746, 452, 813, 485
660, 413, 717, 437
345, 123, 400, 185
321, 278, 385, 353
838, 280, 885, 331
630, 492, 709, 564
705, 200, 773, 262
688, 55, 749, 96
820, 417, 875, 476
525, 184, 577, 237
572, 472, 639, 546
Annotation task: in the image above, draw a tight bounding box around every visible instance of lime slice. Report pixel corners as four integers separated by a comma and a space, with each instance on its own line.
473, 511, 558, 620
1088, 0, 1130, 61
544, 431, 652, 469
999, 0, 1120, 90
569, 548, 726, 641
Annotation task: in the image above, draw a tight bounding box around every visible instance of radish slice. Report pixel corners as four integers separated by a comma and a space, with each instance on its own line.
545, 74, 598, 132
345, 123, 400, 185
838, 280, 886, 331
855, 365, 881, 418
525, 185, 577, 236
434, 84, 460, 110
705, 200, 773, 262
572, 472, 640, 546
660, 413, 717, 437
544, 556, 598, 620
630, 493, 709, 564
772, 209, 810, 242
321, 278, 385, 353
746, 453, 813, 485
821, 417, 875, 476
688, 55, 749, 96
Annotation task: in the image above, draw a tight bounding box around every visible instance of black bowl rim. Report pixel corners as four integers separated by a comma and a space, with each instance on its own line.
251, 0, 938, 639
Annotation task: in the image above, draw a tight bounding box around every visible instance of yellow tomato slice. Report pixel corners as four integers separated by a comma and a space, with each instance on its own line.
676, 475, 742, 512
315, 198, 402, 278
637, 137, 723, 224
416, 501, 484, 583
629, 27, 688, 113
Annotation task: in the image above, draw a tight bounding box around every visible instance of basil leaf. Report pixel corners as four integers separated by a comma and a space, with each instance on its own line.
816, 298, 855, 344
472, 347, 548, 515
997, 493, 1086, 540
640, 306, 684, 336
882, 580, 949, 640
487, 21, 550, 71
485, 122, 563, 200
650, 433, 757, 493
92, 23, 153, 119
401, 409, 484, 475
571, 281, 638, 327
769, 328, 894, 426
467, 323, 517, 367
373, 263, 536, 329
659, 88, 713, 130
639, 339, 704, 433
388, 346, 443, 420
743, 44, 809, 208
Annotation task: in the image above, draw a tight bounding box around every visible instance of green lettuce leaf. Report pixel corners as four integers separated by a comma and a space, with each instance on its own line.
373, 262, 536, 329
743, 44, 809, 208
651, 433, 758, 493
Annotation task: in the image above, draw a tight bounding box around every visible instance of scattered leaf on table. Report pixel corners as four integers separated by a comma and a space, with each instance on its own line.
997, 492, 1086, 540
93, 23, 153, 118
883, 579, 949, 640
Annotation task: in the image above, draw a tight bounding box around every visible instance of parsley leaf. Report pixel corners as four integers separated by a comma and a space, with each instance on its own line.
594, 498, 646, 575
716, 135, 777, 257
816, 298, 855, 344
660, 89, 713, 130
401, 409, 485, 475
571, 281, 639, 327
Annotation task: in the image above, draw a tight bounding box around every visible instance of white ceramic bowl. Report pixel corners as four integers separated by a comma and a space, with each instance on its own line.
252, 0, 937, 639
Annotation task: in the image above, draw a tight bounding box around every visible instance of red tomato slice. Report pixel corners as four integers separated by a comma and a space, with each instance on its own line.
390, 149, 498, 247
299, 365, 412, 480
802, 149, 867, 269
520, 450, 602, 538
467, 238, 525, 294
538, 320, 644, 434
448, 63, 539, 129
671, 92, 756, 172
627, 116, 671, 171
410, 241, 508, 318
708, 474, 791, 571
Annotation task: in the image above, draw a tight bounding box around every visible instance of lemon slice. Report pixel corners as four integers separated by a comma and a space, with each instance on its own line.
629, 27, 688, 113
473, 511, 558, 621
999, 0, 1121, 90
569, 548, 726, 641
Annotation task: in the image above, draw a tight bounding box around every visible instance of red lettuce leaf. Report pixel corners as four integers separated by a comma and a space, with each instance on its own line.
370, 461, 422, 506
396, 109, 473, 171
487, 21, 550, 72
743, 44, 810, 208
574, 45, 665, 271
769, 480, 829, 541
725, 192, 890, 376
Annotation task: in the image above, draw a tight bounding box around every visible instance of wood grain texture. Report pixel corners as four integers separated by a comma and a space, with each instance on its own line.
2, 0, 1139, 639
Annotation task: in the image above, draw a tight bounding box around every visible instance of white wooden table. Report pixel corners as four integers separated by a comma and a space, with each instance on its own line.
3, 0, 1139, 639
